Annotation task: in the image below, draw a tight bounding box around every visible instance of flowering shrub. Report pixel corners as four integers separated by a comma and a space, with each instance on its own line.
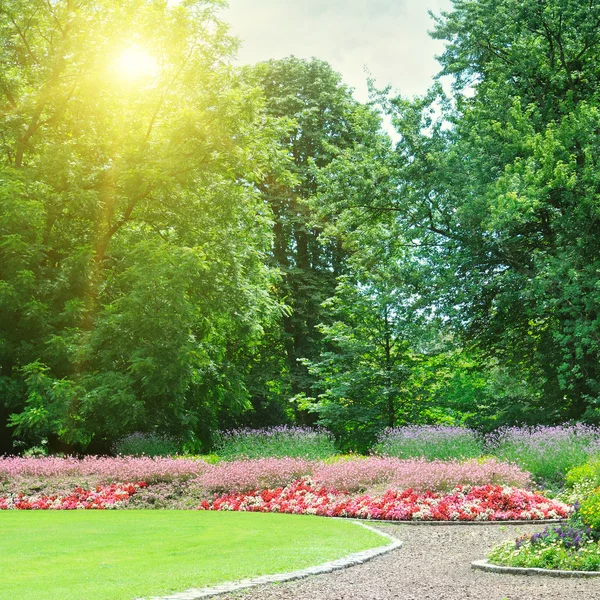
0, 456, 210, 485
200, 480, 569, 522
580, 490, 600, 532
0, 483, 146, 510
213, 426, 336, 460
373, 426, 483, 460
489, 424, 600, 485
197, 458, 314, 493
312, 457, 531, 492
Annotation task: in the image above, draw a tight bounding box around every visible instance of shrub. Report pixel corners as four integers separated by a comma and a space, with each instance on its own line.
213, 426, 336, 460
112, 432, 180, 457
580, 490, 600, 532
489, 424, 600, 486
566, 458, 600, 488
373, 425, 483, 460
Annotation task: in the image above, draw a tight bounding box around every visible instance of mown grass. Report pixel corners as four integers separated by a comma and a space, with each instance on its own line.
0, 511, 384, 600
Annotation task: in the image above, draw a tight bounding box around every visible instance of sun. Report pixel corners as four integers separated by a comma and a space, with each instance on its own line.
114, 45, 158, 80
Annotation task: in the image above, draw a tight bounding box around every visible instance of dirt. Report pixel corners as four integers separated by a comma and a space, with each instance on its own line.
225, 523, 600, 600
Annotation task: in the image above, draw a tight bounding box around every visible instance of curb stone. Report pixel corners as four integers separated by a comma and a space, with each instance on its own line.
471, 559, 600, 578
348, 518, 565, 526
137, 522, 402, 600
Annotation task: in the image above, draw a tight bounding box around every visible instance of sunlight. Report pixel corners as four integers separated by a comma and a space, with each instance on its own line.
114, 45, 158, 81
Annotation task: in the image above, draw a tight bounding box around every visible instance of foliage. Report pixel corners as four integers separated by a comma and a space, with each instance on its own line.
489, 424, 600, 486
566, 459, 600, 490
247, 57, 388, 425
112, 432, 180, 457
0, 0, 286, 452
213, 426, 336, 460
1, 512, 383, 600
580, 490, 600, 533
373, 425, 483, 460
381, 0, 600, 423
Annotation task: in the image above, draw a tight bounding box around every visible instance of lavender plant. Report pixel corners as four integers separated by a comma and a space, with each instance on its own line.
373, 425, 483, 461
489, 424, 600, 486
213, 426, 337, 460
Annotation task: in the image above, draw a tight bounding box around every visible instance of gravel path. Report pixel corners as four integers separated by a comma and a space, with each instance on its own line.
223, 523, 599, 600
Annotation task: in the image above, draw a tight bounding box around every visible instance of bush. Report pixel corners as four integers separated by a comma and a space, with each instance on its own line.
373, 425, 483, 460
580, 490, 600, 532
566, 459, 600, 488
489, 424, 600, 486
112, 432, 180, 457
213, 426, 336, 460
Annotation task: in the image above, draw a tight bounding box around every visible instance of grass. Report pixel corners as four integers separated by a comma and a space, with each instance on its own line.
0, 511, 385, 600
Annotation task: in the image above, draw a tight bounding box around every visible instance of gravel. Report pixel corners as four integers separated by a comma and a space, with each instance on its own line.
223, 523, 599, 600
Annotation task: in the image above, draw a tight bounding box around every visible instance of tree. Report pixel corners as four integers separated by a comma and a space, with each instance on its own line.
377, 0, 600, 423
247, 57, 386, 421
0, 0, 285, 451
300, 223, 417, 451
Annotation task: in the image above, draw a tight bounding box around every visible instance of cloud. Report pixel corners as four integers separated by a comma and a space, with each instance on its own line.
222, 0, 453, 101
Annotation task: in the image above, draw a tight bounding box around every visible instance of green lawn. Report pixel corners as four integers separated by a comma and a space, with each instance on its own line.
0, 511, 386, 600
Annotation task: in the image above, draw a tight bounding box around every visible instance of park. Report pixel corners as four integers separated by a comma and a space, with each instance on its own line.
2, 0, 600, 598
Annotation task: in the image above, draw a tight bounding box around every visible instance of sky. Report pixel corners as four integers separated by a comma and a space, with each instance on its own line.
222, 0, 454, 103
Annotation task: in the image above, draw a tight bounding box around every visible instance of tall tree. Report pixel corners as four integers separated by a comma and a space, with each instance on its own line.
377, 0, 600, 423
0, 0, 285, 452
249, 57, 385, 420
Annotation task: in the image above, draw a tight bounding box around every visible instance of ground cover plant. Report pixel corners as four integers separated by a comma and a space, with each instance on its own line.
0, 483, 145, 510
374, 426, 484, 461
213, 426, 337, 460
0, 511, 385, 600
201, 481, 569, 522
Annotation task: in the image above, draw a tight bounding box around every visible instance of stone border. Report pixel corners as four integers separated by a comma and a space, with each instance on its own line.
342, 517, 565, 527
138, 522, 402, 600
471, 559, 600, 578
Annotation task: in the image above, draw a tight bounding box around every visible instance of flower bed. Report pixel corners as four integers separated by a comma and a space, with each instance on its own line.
199, 480, 570, 522
0, 456, 209, 484
488, 523, 600, 571
312, 457, 530, 492
0, 482, 146, 510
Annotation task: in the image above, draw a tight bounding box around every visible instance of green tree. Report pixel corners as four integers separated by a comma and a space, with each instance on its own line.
0, 0, 285, 451
377, 0, 600, 423
247, 57, 386, 421
300, 223, 418, 451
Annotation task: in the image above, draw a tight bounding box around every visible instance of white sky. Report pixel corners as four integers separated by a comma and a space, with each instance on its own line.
222, 0, 454, 102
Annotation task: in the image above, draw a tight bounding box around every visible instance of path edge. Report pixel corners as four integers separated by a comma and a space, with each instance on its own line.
471, 559, 600, 578
140, 522, 402, 600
